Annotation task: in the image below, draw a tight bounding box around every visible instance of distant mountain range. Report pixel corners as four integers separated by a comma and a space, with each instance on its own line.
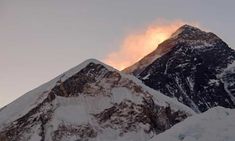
1, 25, 235, 141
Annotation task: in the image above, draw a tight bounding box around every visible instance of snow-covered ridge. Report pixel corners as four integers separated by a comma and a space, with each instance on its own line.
151, 106, 235, 141
0, 58, 193, 128
0, 59, 115, 128
0, 58, 195, 141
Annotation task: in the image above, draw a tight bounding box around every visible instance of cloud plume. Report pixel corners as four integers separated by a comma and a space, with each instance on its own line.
104, 20, 198, 70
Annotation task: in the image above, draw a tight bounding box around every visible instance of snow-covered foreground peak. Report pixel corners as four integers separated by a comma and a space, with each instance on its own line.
151, 106, 235, 141
0, 58, 112, 127
0, 59, 193, 141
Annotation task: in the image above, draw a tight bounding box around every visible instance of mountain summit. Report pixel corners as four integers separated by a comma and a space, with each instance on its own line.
124, 25, 235, 112
0, 59, 193, 141
123, 25, 222, 75
171, 24, 217, 39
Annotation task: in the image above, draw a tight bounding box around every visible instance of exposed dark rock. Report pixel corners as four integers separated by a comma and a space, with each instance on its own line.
125, 25, 235, 112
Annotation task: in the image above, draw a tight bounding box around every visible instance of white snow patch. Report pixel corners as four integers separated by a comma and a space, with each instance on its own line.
142, 74, 150, 80
55, 95, 113, 118
97, 126, 152, 141
150, 106, 235, 141
111, 87, 142, 104
208, 79, 219, 86
55, 105, 91, 124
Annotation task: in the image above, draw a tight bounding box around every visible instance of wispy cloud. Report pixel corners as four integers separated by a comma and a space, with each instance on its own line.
104, 20, 199, 70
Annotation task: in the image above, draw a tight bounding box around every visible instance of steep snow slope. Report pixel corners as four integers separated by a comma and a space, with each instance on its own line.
0, 59, 194, 141
150, 106, 235, 141
0, 59, 110, 127
125, 25, 235, 112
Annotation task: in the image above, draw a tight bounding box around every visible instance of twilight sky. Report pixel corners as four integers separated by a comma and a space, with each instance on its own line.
1, 0, 235, 107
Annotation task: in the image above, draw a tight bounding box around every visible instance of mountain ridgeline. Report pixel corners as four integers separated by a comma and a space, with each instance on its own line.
124, 25, 235, 112
0, 59, 193, 141
1, 24, 235, 141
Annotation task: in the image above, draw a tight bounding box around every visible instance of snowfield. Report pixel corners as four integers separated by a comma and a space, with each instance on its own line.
151, 106, 235, 141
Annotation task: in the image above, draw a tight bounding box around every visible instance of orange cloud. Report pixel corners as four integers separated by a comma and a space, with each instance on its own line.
104, 20, 198, 70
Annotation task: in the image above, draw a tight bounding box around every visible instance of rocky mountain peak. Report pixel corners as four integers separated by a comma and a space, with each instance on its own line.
126, 24, 235, 112
123, 25, 222, 75
171, 24, 201, 37
171, 24, 218, 41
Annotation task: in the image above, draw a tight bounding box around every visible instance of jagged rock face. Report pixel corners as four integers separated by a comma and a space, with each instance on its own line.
0, 60, 192, 141
127, 25, 235, 112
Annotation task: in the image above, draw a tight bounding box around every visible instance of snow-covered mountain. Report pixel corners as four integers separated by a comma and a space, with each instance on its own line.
0, 59, 194, 141
150, 106, 235, 141
124, 25, 235, 112
1, 24, 235, 141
